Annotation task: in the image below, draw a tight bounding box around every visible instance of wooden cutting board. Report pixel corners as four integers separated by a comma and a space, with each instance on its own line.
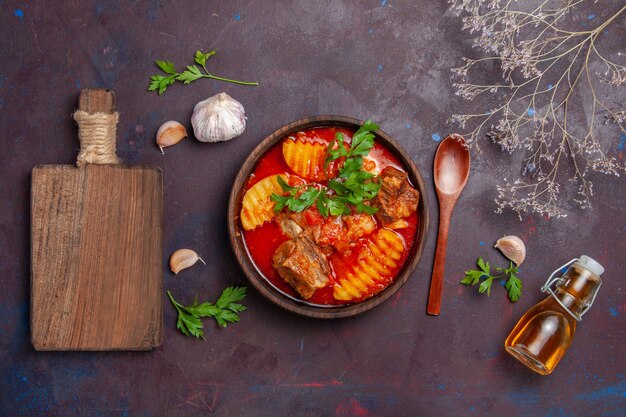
31, 89, 163, 350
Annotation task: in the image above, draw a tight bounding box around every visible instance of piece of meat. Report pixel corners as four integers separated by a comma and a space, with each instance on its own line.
344, 213, 377, 242
316, 216, 346, 250
277, 214, 304, 238
374, 166, 419, 225
272, 235, 330, 299
279, 208, 377, 255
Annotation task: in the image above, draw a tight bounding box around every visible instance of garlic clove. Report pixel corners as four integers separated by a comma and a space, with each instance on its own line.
191, 92, 246, 143
494, 235, 526, 266
169, 249, 206, 274
156, 121, 188, 154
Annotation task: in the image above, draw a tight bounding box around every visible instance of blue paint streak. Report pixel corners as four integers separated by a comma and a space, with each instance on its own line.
14, 8, 24, 19
432, 133, 441, 142
147, 0, 159, 23
544, 407, 568, 417
527, 108, 535, 116
588, 14, 596, 19
377, 64, 383, 72
508, 391, 540, 404
405, 123, 411, 129
609, 306, 618, 316
368, 28, 374, 34
576, 382, 626, 401
438, 383, 445, 390
381, 0, 388, 6
234, 14, 241, 21
479, 241, 485, 246
618, 133, 626, 150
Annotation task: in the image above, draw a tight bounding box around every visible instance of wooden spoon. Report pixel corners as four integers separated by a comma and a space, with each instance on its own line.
427, 134, 471, 316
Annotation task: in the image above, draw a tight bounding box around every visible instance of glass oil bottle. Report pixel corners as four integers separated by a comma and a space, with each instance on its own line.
505, 255, 604, 375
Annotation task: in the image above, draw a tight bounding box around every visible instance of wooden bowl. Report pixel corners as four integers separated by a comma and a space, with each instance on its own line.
228, 116, 429, 318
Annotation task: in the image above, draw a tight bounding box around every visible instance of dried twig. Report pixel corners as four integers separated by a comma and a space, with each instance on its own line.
450, 0, 625, 218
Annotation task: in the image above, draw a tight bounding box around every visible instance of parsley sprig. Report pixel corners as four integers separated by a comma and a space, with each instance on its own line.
461, 257, 522, 302
148, 50, 258, 95
270, 120, 381, 217
167, 286, 247, 339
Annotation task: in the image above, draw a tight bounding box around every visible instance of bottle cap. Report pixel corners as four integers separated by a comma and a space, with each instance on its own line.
578, 255, 604, 276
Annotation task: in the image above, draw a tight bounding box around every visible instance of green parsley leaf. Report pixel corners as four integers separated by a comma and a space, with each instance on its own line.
148, 49, 258, 94
460, 268, 484, 285
214, 309, 241, 328
277, 175, 296, 192
461, 257, 523, 302
326, 132, 349, 166
354, 202, 378, 215
148, 74, 177, 95
185, 299, 221, 318
297, 188, 322, 210
338, 157, 364, 178
477, 256, 490, 275
270, 193, 290, 212
216, 286, 247, 309
327, 179, 349, 195
194, 50, 216, 66
478, 276, 495, 296
156, 60, 176, 74
177, 311, 204, 338
327, 198, 349, 216
503, 262, 522, 302
176, 65, 204, 84
166, 291, 205, 339
349, 119, 379, 156
167, 286, 247, 338
316, 192, 330, 217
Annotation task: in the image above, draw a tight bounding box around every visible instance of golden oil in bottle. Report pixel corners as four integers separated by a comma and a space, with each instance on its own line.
505, 255, 603, 375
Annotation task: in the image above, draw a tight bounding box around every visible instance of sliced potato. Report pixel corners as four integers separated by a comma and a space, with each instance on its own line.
333, 228, 405, 301
241, 174, 286, 231
283, 139, 331, 181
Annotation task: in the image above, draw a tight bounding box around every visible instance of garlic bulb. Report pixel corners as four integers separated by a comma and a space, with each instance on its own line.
494, 235, 526, 266
156, 121, 187, 154
191, 92, 246, 143
169, 249, 206, 274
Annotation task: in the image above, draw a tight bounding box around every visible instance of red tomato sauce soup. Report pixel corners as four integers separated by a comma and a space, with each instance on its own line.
242, 126, 419, 306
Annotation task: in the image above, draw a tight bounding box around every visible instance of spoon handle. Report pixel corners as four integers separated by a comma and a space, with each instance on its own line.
427, 207, 452, 316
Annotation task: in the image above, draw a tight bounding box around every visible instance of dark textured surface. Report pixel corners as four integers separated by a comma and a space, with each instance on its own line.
1, 1, 624, 416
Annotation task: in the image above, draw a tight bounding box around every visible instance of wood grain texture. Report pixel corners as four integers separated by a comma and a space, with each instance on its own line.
78, 88, 116, 113
228, 116, 430, 319
31, 165, 163, 350
30, 88, 162, 351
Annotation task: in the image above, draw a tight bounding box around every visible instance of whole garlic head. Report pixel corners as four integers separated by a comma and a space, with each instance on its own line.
191, 92, 246, 143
